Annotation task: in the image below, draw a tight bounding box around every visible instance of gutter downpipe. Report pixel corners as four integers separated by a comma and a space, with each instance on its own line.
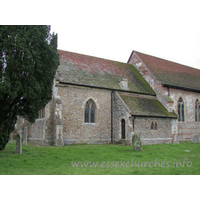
111, 90, 114, 143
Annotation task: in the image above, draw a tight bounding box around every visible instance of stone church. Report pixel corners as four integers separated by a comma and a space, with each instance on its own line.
24, 49, 200, 146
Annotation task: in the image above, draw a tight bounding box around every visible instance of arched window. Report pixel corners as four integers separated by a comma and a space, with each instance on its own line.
150, 121, 158, 130
178, 97, 184, 122
195, 100, 200, 122
151, 122, 154, 130
38, 108, 45, 118
84, 99, 96, 123
155, 122, 158, 130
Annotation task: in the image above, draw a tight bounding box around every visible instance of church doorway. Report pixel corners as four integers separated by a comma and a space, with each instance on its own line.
121, 119, 125, 139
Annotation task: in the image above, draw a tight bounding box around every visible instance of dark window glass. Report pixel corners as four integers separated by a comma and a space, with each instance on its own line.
90, 102, 95, 123
84, 99, 96, 123
132, 118, 134, 130
195, 104, 198, 122
155, 122, 158, 130
121, 119, 125, 139
151, 122, 154, 130
178, 97, 184, 122
195, 100, 200, 122
178, 103, 181, 121
182, 104, 184, 122
85, 102, 89, 123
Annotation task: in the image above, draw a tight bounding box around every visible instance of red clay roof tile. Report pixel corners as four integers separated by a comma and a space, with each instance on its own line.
134, 51, 200, 91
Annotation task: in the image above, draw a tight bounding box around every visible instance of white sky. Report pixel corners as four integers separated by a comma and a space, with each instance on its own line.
2, 0, 200, 69
50, 0, 200, 70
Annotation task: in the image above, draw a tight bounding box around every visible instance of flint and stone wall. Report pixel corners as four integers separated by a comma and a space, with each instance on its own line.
28, 101, 53, 145
128, 53, 200, 142
134, 117, 173, 144
26, 84, 176, 146
113, 92, 133, 145
58, 85, 112, 145
28, 97, 64, 146
113, 92, 174, 145
168, 88, 200, 141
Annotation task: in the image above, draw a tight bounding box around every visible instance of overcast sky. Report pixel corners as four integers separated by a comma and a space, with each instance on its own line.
49, 0, 200, 70
2, 0, 200, 70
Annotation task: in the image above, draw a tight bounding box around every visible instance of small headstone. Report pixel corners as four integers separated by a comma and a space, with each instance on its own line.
9, 132, 13, 143
132, 133, 142, 151
16, 131, 22, 154
173, 135, 179, 144
192, 134, 200, 143
23, 127, 28, 146
16, 116, 24, 130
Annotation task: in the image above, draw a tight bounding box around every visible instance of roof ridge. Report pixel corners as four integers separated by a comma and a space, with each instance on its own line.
131, 50, 200, 92
134, 50, 200, 71
58, 49, 130, 65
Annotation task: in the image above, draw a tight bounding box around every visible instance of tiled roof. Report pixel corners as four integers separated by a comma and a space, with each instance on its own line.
133, 51, 200, 91
57, 50, 155, 95
119, 93, 177, 118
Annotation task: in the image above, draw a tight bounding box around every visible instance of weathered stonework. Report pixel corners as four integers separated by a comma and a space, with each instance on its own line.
128, 52, 200, 142
23, 76, 177, 146
133, 117, 173, 145
113, 92, 175, 145
26, 78, 64, 146
58, 84, 112, 145
128, 52, 172, 111
28, 118, 48, 145
192, 134, 200, 143
168, 89, 200, 141
113, 92, 132, 145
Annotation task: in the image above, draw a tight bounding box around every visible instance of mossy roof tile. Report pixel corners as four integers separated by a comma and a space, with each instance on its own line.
119, 93, 177, 118
57, 50, 155, 95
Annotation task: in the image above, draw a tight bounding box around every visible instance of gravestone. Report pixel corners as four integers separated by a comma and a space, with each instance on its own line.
192, 134, 200, 143
16, 116, 24, 130
16, 131, 22, 154
132, 133, 142, 151
23, 127, 28, 146
173, 135, 179, 144
9, 132, 13, 143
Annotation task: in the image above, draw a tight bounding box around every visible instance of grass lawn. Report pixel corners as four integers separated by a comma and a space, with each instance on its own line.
0, 141, 199, 175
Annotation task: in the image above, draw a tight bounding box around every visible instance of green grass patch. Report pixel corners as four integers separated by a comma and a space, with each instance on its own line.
0, 142, 199, 175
